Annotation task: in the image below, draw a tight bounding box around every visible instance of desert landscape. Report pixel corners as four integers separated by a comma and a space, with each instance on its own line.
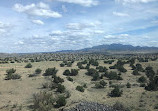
0, 0, 158, 110
0, 53, 158, 111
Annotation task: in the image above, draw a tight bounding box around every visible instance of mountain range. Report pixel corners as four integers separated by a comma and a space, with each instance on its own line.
56, 44, 158, 54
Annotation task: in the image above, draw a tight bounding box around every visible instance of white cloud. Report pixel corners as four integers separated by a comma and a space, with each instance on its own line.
94, 30, 104, 34
113, 11, 129, 17
104, 34, 129, 39
57, 0, 99, 7
62, 5, 67, 12
0, 21, 12, 36
15, 40, 24, 45
116, 0, 157, 4
32, 19, 44, 25
13, 2, 62, 18
66, 22, 100, 30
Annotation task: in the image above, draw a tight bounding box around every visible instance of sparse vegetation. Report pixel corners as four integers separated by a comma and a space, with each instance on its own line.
5, 68, 21, 80
43, 67, 58, 77
76, 86, 85, 92
25, 63, 32, 68
109, 86, 123, 97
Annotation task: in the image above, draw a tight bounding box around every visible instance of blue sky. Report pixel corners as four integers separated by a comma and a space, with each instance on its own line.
0, 0, 158, 53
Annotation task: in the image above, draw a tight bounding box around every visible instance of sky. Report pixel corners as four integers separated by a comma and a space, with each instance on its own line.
0, 0, 158, 53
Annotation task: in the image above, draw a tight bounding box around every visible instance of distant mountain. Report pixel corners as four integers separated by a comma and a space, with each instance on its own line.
56, 44, 158, 54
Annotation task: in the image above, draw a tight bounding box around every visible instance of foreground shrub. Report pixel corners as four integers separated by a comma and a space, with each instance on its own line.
5, 68, 21, 80
86, 68, 99, 77
138, 76, 147, 83
126, 82, 131, 88
145, 66, 155, 79
92, 73, 100, 81
63, 69, 78, 76
145, 76, 158, 91
43, 68, 58, 77
66, 77, 73, 82
53, 76, 64, 84
6, 68, 16, 74
35, 68, 42, 74
95, 80, 107, 88
109, 86, 123, 97
55, 96, 66, 108
56, 84, 65, 93
76, 86, 85, 92
96, 66, 107, 72
132, 69, 140, 75
32, 92, 55, 111
25, 63, 32, 68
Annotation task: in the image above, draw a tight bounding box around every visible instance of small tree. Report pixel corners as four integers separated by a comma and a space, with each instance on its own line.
109, 86, 123, 97
71, 69, 78, 76
25, 63, 32, 68
55, 96, 66, 108
60, 63, 65, 67
138, 76, 147, 83
95, 80, 107, 88
63, 69, 71, 76
126, 82, 131, 88
56, 84, 65, 93
92, 73, 99, 81
43, 68, 58, 77
53, 76, 64, 84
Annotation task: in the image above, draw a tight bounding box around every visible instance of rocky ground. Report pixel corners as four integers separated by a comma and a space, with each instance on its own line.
63, 102, 122, 111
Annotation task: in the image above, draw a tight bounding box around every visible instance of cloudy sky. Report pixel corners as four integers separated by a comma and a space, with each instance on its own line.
0, 0, 158, 53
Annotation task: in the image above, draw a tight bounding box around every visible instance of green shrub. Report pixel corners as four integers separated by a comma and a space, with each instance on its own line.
138, 76, 147, 83
43, 68, 58, 77
66, 77, 73, 82
95, 80, 107, 88
71, 69, 78, 76
86, 68, 98, 76
63, 69, 71, 76
76, 86, 84, 92
89, 59, 99, 66
92, 73, 99, 81
154, 104, 158, 109
145, 66, 155, 79
126, 82, 131, 88
28, 74, 37, 77
145, 76, 158, 91
25, 63, 32, 68
96, 66, 107, 72
35, 68, 42, 74
132, 69, 140, 75
60, 63, 65, 67
5, 69, 21, 80
53, 76, 64, 84
109, 86, 123, 97
106, 71, 118, 80
56, 84, 65, 93
63, 69, 78, 76
55, 96, 66, 108
6, 68, 16, 74
136, 64, 144, 72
